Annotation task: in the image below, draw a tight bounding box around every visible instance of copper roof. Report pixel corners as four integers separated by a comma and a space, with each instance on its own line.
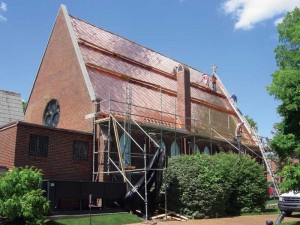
69, 15, 255, 146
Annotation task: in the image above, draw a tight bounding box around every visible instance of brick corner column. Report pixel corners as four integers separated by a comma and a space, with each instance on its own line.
176, 64, 191, 131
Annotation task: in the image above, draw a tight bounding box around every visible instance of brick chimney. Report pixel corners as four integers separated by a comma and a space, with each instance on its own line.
176, 64, 191, 130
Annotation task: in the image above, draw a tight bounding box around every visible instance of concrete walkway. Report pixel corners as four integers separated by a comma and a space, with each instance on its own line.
132, 214, 300, 225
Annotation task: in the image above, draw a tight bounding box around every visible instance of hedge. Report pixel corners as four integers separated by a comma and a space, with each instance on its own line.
164, 153, 267, 219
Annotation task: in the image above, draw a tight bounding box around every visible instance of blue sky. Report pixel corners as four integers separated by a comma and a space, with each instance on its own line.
1, 0, 299, 138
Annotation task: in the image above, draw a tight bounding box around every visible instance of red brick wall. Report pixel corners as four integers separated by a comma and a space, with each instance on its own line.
25, 8, 93, 132
0, 122, 93, 181
176, 64, 191, 130
0, 124, 17, 169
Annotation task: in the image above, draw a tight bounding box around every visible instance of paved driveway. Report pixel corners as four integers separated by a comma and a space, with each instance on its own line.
132, 214, 300, 225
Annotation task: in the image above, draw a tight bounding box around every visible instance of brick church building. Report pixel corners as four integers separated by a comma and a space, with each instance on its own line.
0, 5, 260, 185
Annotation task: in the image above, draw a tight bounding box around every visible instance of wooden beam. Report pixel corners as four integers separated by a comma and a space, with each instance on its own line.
112, 119, 126, 183
95, 117, 110, 124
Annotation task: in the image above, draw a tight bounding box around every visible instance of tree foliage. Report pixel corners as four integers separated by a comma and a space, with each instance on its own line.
164, 154, 266, 218
0, 167, 49, 225
245, 115, 258, 130
266, 7, 300, 192
22, 101, 27, 114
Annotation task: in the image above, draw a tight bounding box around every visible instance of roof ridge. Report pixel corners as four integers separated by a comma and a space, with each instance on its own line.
69, 14, 205, 75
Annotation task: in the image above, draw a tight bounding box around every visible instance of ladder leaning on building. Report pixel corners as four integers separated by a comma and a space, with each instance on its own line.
213, 66, 280, 197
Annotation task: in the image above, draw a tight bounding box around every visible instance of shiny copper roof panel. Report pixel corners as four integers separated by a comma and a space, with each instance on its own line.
71, 17, 181, 75
80, 45, 176, 91
70, 15, 255, 145
71, 17, 226, 94
191, 87, 230, 110
88, 68, 176, 123
192, 103, 254, 145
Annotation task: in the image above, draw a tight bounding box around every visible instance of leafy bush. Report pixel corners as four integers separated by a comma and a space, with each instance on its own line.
164, 153, 267, 218
0, 167, 49, 225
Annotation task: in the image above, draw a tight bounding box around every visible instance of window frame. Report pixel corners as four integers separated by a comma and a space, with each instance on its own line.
29, 134, 49, 157
73, 140, 88, 161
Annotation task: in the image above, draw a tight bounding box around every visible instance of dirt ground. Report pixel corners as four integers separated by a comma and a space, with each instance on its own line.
132, 214, 300, 225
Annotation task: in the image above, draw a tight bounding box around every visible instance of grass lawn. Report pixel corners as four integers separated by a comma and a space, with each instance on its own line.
46, 213, 143, 225
281, 222, 300, 225
266, 199, 279, 205
263, 199, 280, 214
240, 199, 280, 216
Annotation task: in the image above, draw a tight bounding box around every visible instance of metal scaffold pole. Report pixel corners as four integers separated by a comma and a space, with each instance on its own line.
144, 143, 148, 220
107, 92, 111, 176
92, 100, 97, 182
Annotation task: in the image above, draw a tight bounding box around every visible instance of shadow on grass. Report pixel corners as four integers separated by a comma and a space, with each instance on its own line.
45, 213, 143, 225
45, 220, 65, 225
224, 207, 280, 217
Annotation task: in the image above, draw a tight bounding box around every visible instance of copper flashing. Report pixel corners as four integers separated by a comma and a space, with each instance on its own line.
85, 62, 177, 97
191, 98, 236, 116
190, 82, 226, 99
87, 62, 236, 116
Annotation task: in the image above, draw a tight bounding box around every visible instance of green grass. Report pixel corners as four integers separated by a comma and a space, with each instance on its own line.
266, 199, 279, 205
46, 213, 143, 225
241, 208, 280, 216
281, 222, 300, 225
240, 200, 280, 216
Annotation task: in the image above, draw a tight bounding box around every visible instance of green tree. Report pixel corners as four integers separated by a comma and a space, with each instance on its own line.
0, 167, 49, 225
266, 7, 300, 192
245, 115, 258, 130
22, 100, 27, 114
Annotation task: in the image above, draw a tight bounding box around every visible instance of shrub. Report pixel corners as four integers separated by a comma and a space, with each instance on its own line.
0, 167, 49, 225
164, 153, 267, 218
214, 153, 267, 214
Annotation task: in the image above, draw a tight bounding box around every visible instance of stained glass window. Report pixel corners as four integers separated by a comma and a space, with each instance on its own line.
44, 99, 60, 127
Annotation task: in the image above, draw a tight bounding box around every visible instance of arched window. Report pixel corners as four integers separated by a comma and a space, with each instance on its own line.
44, 99, 60, 127
120, 133, 131, 166
158, 140, 166, 152
204, 146, 211, 155
190, 143, 200, 154
171, 141, 180, 156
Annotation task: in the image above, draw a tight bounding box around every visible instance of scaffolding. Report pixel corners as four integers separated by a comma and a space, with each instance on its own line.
91, 82, 265, 219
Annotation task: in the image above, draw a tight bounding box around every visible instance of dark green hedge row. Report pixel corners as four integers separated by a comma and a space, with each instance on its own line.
164, 153, 267, 219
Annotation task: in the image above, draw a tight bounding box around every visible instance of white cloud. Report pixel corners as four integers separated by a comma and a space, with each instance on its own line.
0, 2, 7, 22
274, 17, 284, 26
0, 2, 7, 11
0, 14, 6, 22
222, 0, 300, 30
